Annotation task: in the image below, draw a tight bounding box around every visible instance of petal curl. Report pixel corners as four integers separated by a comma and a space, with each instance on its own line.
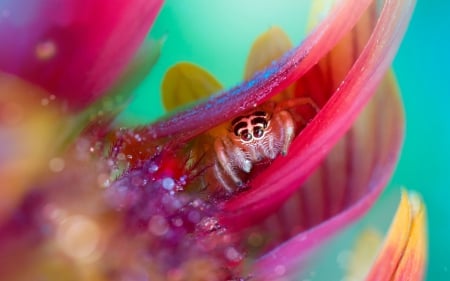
221, 0, 415, 229
248, 69, 405, 279
366, 191, 427, 281
147, 0, 374, 140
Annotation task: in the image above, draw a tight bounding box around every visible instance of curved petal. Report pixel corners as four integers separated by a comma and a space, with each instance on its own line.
250, 71, 405, 279
162, 62, 223, 111
0, 0, 163, 110
366, 191, 427, 281
221, 0, 415, 229
146, 0, 373, 141
55, 39, 163, 151
244, 26, 293, 81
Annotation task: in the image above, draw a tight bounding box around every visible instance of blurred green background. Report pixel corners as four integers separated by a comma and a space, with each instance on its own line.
121, 0, 449, 279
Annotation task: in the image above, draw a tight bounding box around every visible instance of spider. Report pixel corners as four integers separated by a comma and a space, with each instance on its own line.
213, 97, 318, 193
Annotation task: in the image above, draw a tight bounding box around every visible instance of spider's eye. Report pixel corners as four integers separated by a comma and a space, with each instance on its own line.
253, 127, 264, 138
240, 130, 252, 141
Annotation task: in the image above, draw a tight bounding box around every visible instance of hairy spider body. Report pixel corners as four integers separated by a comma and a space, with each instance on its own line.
213, 108, 295, 192
212, 97, 318, 193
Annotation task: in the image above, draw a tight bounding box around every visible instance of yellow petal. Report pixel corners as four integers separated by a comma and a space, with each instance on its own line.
366, 190, 427, 281
391, 192, 427, 280
0, 73, 65, 223
244, 26, 293, 80
161, 62, 222, 111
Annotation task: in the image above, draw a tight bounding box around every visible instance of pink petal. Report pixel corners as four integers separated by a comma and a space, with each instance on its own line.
0, 0, 163, 110
220, 0, 415, 230
251, 70, 405, 280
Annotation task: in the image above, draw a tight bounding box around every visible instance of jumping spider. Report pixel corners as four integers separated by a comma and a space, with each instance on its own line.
213, 97, 318, 192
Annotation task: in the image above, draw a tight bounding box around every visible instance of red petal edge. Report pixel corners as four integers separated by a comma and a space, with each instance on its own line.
220, 0, 416, 230
252, 71, 405, 279
146, 0, 373, 141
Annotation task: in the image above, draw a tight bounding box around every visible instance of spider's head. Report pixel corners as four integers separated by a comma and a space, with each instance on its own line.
230, 111, 270, 143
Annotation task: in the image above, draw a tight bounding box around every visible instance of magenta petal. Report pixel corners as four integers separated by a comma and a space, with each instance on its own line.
252, 189, 402, 281
147, 0, 373, 141
220, 0, 415, 229
251, 71, 405, 280
0, 0, 163, 110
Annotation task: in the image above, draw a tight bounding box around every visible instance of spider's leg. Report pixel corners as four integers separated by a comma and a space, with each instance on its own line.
278, 96, 320, 112
232, 146, 252, 173
277, 110, 296, 156
214, 137, 243, 186
213, 162, 235, 193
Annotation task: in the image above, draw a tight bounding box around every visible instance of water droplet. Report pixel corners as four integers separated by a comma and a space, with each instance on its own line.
274, 265, 286, 276
56, 215, 102, 262
188, 210, 201, 223
162, 177, 175, 191
149, 215, 169, 236
49, 157, 65, 172
35, 40, 56, 60
178, 175, 188, 186
97, 173, 110, 188
41, 98, 49, 106
224, 247, 242, 262
172, 217, 183, 227
134, 134, 142, 142
198, 217, 219, 232
191, 199, 203, 208
148, 163, 159, 173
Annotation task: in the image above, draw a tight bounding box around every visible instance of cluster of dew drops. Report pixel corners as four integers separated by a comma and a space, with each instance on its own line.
102, 130, 250, 280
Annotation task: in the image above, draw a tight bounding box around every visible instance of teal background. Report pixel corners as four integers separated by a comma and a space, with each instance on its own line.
122, 1, 449, 280
392, 0, 450, 279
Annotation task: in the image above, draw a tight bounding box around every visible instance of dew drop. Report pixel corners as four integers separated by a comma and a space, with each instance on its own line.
97, 173, 110, 188
172, 217, 184, 227
198, 217, 219, 232
56, 215, 102, 262
224, 247, 242, 263
41, 98, 49, 106
188, 210, 201, 223
49, 157, 65, 172
35, 40, 57, 60
134, 134, 142, 142
149, 215, 169, 236
148, 163, 159, 173
274, 265, 286, 276
162, 177, 175, 191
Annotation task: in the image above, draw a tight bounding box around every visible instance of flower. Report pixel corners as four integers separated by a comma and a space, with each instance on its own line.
0, 0, 426, 280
